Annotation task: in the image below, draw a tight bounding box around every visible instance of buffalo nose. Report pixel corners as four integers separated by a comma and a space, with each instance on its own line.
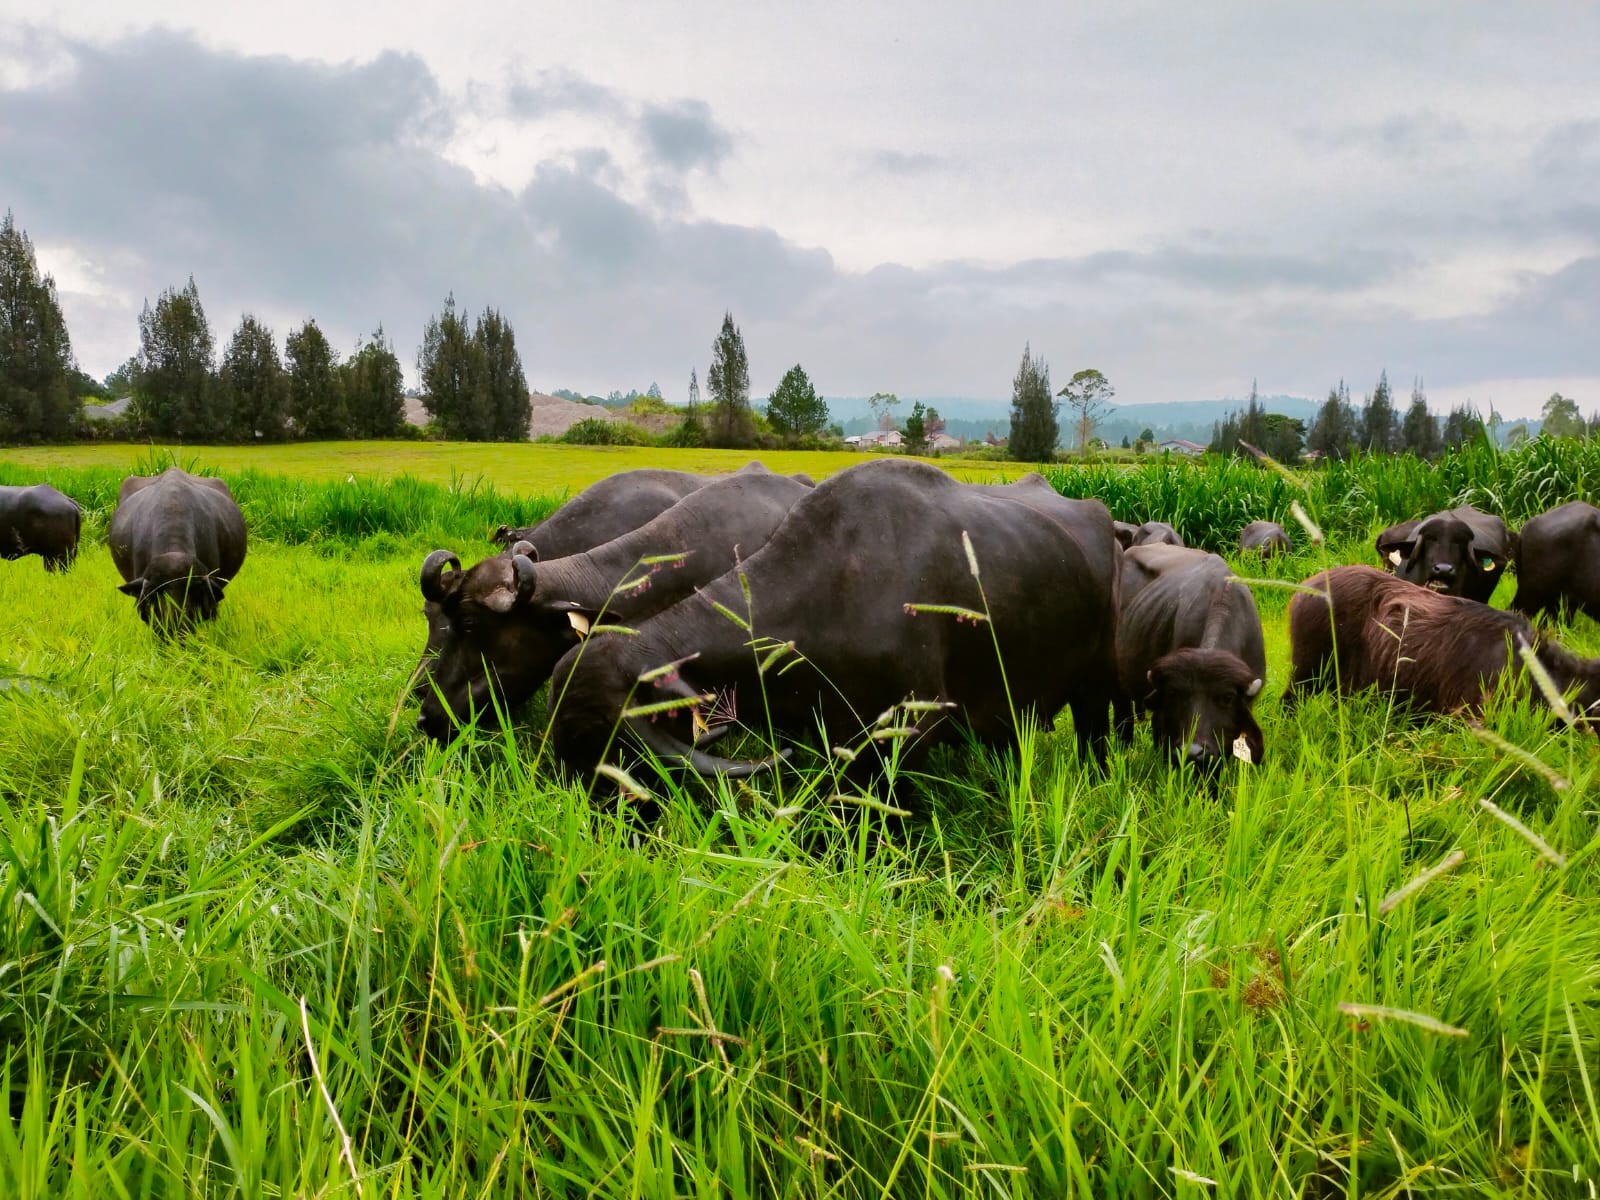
1187, 741, 1207, 761
1430, 561, 1455, 578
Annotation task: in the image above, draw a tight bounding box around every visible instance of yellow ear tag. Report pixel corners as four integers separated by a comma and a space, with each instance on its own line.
1232, 735, 1253, 764
1387, 549, 1403, 565
568, 611, 590, 637
1481, 557, 1499, 572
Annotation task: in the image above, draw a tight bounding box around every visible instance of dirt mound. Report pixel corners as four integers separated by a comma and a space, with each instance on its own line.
401, 392, 631, 440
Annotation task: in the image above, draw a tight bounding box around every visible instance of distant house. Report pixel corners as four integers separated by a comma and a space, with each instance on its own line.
848, 429, 904, 450
927, 432, 962, 452
1157, 438, 1207, 456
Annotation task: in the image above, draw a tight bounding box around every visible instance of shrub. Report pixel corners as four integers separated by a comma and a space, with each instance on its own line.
560, 418, 654, 447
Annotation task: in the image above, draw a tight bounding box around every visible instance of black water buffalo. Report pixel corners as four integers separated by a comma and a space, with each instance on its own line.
1373, 505, 1515, 602
0, 484, 80, 570
490, 468, 709, 549
1116, 545, 1266, 769
1112, 521, 1140, 550
1512, 501, 1600, 624
108, 468, 247, 633
1133, 521, 1184, 547
415, 466, 814, 740
544, 458, 1122, 784
1284, 566, 1599, 722
1239, 520, 1290, 557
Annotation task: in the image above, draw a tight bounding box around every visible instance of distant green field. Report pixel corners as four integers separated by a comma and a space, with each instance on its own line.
2, 440, 1030, 492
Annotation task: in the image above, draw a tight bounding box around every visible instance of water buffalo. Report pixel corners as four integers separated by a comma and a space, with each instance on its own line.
1239, 520, 1290, 557
1511, 501, 1600, 624
1112, 521, 1140, 550
108, 468, 247, 634
1133, 521, 1184, 547
490, 468, 709, 549
1116, 545, 1266, 769
1284, 565, 1599, 722
1373, 505, 1515, 602
544, 458, 1122, 784
415, 466, 814, 741
0, 484, 80, 570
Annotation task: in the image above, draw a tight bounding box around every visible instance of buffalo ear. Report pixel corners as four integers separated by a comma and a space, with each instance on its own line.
118, 579, 144, 598
1245, 677, 1263, 699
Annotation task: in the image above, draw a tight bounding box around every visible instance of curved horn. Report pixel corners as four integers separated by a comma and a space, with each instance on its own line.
420, 550, 462, 602
511, 551, 538, 607
510, 539, 538, 561
628, 714, 790, 779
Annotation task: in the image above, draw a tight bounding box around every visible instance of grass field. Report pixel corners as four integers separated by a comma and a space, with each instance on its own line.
0, 440, 1031, 493
1, 447, 1597, 1196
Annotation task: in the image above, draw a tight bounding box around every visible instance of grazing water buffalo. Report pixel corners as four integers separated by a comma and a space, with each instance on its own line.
108, 468, 247, 634
544, 459, 1122, 783
1133, 521, 1184, 547
1512, 501, 1600, 624
1116, 545, 1266, 769
490, 468, 709, 549
415, 467, 814, 740
1239, 520, 1290, 557
1284, 566, 1600, 722
0, 484, 80, 570
1374, 505, 1515, 602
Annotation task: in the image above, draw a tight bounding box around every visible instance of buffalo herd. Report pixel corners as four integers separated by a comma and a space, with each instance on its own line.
5, 460, 1598, 793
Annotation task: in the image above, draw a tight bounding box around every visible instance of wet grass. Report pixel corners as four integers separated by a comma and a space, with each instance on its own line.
0, 453, 1597, 1195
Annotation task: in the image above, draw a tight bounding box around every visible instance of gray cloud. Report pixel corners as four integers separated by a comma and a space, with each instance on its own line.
638, 98, 733, 173
0, 26, 1594, 415
867, 149, 945, 176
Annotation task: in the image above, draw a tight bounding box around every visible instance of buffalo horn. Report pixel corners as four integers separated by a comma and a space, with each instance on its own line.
628, 713, 790, 779
420, 550, 462, 602
511, 552, 538, 607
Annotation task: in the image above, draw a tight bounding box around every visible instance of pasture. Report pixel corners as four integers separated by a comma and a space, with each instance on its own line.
1, 444, 1598, 1197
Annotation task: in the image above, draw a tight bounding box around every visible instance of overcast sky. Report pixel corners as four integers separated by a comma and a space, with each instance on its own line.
2, 3, 1596, 417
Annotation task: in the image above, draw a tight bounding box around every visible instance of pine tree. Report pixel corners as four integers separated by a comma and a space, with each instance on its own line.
286, 319, 346, 439
1400, 379, 1441, 459
902, 400, 929, 455
706, 311, 753, 447
1359, 370, 1398, 454
1307, 380, 1357, 460
1009, 344, 1058, 462
472, 308, 530, 441
766, 363, 828, 442
135, 276, 216, 440
218, 315, 287, 440
418, 295, 477, 438
0, 211, 78, 442
343, 325, 405, 438
1441, 404, 1485, 452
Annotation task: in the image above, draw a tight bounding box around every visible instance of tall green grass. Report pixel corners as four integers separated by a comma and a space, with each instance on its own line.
1, 450, 1598, 1195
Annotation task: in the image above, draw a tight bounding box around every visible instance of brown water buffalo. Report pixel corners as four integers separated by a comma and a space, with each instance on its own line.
1373, 505, 1515, 602
1284, 566, 1600, 722
0, 484, 80, 570
415, 466, 814, 740
1511, 501, 1600, 624
1239, 520, 1290, 557
544, 459, 1122, 784
108, 468, 247, 634
1116, 545, 1266, 769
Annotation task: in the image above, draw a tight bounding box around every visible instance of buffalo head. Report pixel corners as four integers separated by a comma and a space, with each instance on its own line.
1144, 647, 1264, 772
413, 543, 592, 742
118, 555, 228, 636
1378, 508, 1510, 602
